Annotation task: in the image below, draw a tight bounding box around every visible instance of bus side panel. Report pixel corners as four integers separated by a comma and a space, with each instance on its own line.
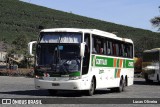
120, 68, 134, 86
90, 67, 120, 89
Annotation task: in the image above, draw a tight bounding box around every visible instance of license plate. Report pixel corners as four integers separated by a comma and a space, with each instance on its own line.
52, 83, 60, 86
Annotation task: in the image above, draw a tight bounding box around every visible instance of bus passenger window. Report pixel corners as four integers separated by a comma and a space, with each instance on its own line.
127, 46, 130, 57
121, 44, 125, 57
124, 46, 127, 57
106, 41, 110, 55
104, 41, 107, 55
92, 37, 97, 54
96, 39, 101, 54
99, 38, 104, 54
129, 45, 133, 58
108, 41, 112, 55
115, 44, 119, 56
112, 43, 116, 56
119, 43, 123, 57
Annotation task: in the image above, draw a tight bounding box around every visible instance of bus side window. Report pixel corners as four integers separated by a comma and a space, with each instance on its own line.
104, 40, 106, 55
119, 43, 122, 57
129, 45, 133, 58
114, 43, 119, 56
99, 37, 104, 54
116, 43, 119, 56
96, 39, 101, 54
105, 41, 108, 55
92, 37, 97, 54
112, 42, 116, 56
109, 41, 113, 55
106, 41, 111, 55
92, 36, 101, 54
124, 45, 127, 57
121, 44, 125, 57
127, 45, 130, 58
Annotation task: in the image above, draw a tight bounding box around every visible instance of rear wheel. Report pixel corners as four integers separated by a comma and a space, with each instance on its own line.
48, 89, 58, 95
112, 77, 125, 92
118, 77, 125, 92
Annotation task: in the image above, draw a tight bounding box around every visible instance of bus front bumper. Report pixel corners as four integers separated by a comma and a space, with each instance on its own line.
34, 78, 86, 90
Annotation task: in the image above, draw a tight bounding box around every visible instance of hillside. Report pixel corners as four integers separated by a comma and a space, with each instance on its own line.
0, 0, 160, 56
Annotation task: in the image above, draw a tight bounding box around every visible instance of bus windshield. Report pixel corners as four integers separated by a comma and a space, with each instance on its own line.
35, 32, 82, 74
37, 43, 81, 73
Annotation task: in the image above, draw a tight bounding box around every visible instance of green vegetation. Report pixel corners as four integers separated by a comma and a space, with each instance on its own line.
151, 16, 160, 31
0, 0, 160, 56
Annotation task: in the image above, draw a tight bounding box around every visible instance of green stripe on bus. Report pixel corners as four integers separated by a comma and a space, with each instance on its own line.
125, 60, 134, 68
69, 72, 81, 76
117, 59, 120, 67
123, 60, 126, 68
95, 56, 114, 67
91, 55, 134, 68
114, 69, 118, 78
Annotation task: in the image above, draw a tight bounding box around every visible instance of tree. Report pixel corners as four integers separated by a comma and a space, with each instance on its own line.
151, 16, 160, 31
11, 34, 29, 55
150, 6, 160, 31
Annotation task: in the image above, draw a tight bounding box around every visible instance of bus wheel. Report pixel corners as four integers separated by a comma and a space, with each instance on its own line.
157, 75, 160, 83
144, 73, 152, 83
86, 78, 95, 96
115, 77, 125, 92
144, 73, 149, 82
48, 89, 58, 95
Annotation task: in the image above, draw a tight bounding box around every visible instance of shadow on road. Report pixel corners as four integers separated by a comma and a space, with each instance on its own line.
0, 90, 48, 97
0, 89, 117, 97
134, 80, 160, 86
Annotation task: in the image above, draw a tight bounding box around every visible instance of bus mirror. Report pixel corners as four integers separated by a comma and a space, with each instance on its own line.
80, 43, 85, 57
28, 41, 37, 56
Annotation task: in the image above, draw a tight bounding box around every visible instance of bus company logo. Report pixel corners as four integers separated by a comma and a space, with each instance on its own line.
96, 59, 107, 65
128, 62, 134, 67
2, 99, 11, 104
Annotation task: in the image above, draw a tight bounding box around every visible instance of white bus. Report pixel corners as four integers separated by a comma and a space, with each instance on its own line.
142, 48, 160, 83
28, 28, 134, 96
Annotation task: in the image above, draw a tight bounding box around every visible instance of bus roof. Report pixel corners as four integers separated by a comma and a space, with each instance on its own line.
144, 48, 160, 53
41, 28, 133, 43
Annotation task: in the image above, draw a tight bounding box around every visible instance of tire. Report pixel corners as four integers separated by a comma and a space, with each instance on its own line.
48, 89, 58, 95
86, 78, 95, 96
157, 75, 160, 83
144, 73, 149, 82
114, 77, 125, 92
144, 73, 152, 83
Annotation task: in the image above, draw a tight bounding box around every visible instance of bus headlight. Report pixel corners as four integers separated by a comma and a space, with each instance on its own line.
69, 76, 81, 80
35, 75, 43, 79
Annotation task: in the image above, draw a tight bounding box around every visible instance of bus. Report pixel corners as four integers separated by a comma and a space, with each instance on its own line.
134, 57, 142, 73
142, 48, 160, 83
28, 28, 134, 96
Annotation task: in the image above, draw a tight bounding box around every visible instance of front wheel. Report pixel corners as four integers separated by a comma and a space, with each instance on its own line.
85, 78, 95, 96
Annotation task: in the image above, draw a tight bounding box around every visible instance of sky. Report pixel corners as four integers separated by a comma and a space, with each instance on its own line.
21, 0, 160, 32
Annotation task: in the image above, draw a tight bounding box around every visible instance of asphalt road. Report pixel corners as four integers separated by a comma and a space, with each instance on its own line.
0, 76, 160, 107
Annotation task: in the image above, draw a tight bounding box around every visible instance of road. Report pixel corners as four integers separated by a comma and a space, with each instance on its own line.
0, 76, 160, 106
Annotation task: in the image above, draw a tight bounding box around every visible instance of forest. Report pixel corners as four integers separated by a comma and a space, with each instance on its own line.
0, 0, 160, 57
